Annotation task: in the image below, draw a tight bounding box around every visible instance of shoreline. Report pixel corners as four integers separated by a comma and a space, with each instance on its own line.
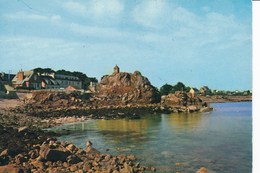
199, 95, 252, 103
0, 101, 158, 172
0, 96, 251, 172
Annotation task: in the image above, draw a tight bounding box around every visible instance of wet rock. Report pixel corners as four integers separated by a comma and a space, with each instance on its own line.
119, 162, 133, 173
127, 154, 136, 161
175, 162, 184, 166
85, 140, 100, 155
196, 167, 209, 173
17, 126, 28, 133
86, 140, 92, 147
66, 144, 77, 153
151, 166, 156, 172
187, 105, 199, 112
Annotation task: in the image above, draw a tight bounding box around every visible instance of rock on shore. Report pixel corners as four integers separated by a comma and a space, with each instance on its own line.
98, 70, 161, 104
0, 125, 154, 173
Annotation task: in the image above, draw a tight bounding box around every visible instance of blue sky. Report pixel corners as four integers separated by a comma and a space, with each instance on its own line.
0, 0, 252, 90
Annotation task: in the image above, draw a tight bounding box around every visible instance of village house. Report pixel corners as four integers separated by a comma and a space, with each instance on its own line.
53, 74, 82, 89
0, 72, 15, 91
41, 75, 60, 89
12, 70, 82, 90
12, 70, 42, 89
89, 81, 97, 93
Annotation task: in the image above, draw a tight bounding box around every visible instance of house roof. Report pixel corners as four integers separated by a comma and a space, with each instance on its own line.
65, 85, 79, 90
42, 76, 59, 85
0, 73, 15, 81
12, 70, 34, 85
55, 74, 80, 81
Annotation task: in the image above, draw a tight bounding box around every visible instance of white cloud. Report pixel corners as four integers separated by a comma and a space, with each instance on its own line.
61, 0, 123, 20
172, 7, 200, 29
62, 1, 87, 15
68, 23, 131, 40
3, 11, 61, 22
89, 0, 123, 17
132, 0, 168, 28
131, 1, 250, 50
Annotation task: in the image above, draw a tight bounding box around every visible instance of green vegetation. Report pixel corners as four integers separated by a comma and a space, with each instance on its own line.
159, 84, 173, 95
33, 68, 55, 74
159, 82, 191, 95
159, 81, 251, 97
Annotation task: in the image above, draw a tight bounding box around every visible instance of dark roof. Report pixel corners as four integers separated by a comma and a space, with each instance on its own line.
42, 76, 59, 85
0, 73, 15, 82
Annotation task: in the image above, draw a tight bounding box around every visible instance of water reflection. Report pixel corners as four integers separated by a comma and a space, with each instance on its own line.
95, 116, 161, 133
49, 103, 252, 173
165, 113, 209, 131
94, 116, 162, 146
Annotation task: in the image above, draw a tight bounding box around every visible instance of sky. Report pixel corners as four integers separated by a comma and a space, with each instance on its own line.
0, 0, 252, 90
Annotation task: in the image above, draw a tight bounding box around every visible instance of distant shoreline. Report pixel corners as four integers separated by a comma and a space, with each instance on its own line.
199, 95, 252, 103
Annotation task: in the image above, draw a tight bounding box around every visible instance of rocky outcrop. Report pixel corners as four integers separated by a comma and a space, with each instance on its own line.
97, 70, 161, 104
161, 92, 203, 106
0, 125, 153, 173
0, 164, 26, 173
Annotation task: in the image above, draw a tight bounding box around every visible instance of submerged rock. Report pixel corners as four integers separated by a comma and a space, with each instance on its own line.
196, 167, 209, 173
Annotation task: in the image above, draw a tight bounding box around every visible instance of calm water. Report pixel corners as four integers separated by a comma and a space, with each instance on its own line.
50, 102, 252, 173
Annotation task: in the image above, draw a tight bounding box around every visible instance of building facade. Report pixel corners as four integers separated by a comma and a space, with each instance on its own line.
12, 70, 42, 89
54, 74, 82, 89
12, 70, 82, 90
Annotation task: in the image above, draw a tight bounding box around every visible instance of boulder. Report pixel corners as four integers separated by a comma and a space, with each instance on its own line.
97, 68, 161, 104
30, 160, 45, 170
196, 167, 209, 173
119, 162, 133, 173
39, 145, 71, 162
17, 126, 28, 133
66, 144, 77, 153
66, 155, 82, 164
0, 164, 26, 173
85, 146, 100, 155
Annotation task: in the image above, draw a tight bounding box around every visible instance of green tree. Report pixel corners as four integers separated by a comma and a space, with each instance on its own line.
172, 82, 186, 92
160, 84, 173, 95
185, 86, 191, 92
34, 68, 55, 74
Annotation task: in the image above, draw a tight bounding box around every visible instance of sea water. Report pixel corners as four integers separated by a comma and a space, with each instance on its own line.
50, 102, 252, 173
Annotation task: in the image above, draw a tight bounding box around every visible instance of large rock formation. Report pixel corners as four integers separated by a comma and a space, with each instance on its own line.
97, 66, 161, 104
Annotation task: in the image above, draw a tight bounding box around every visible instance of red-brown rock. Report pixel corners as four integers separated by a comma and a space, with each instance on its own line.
0, 164, 26, 173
